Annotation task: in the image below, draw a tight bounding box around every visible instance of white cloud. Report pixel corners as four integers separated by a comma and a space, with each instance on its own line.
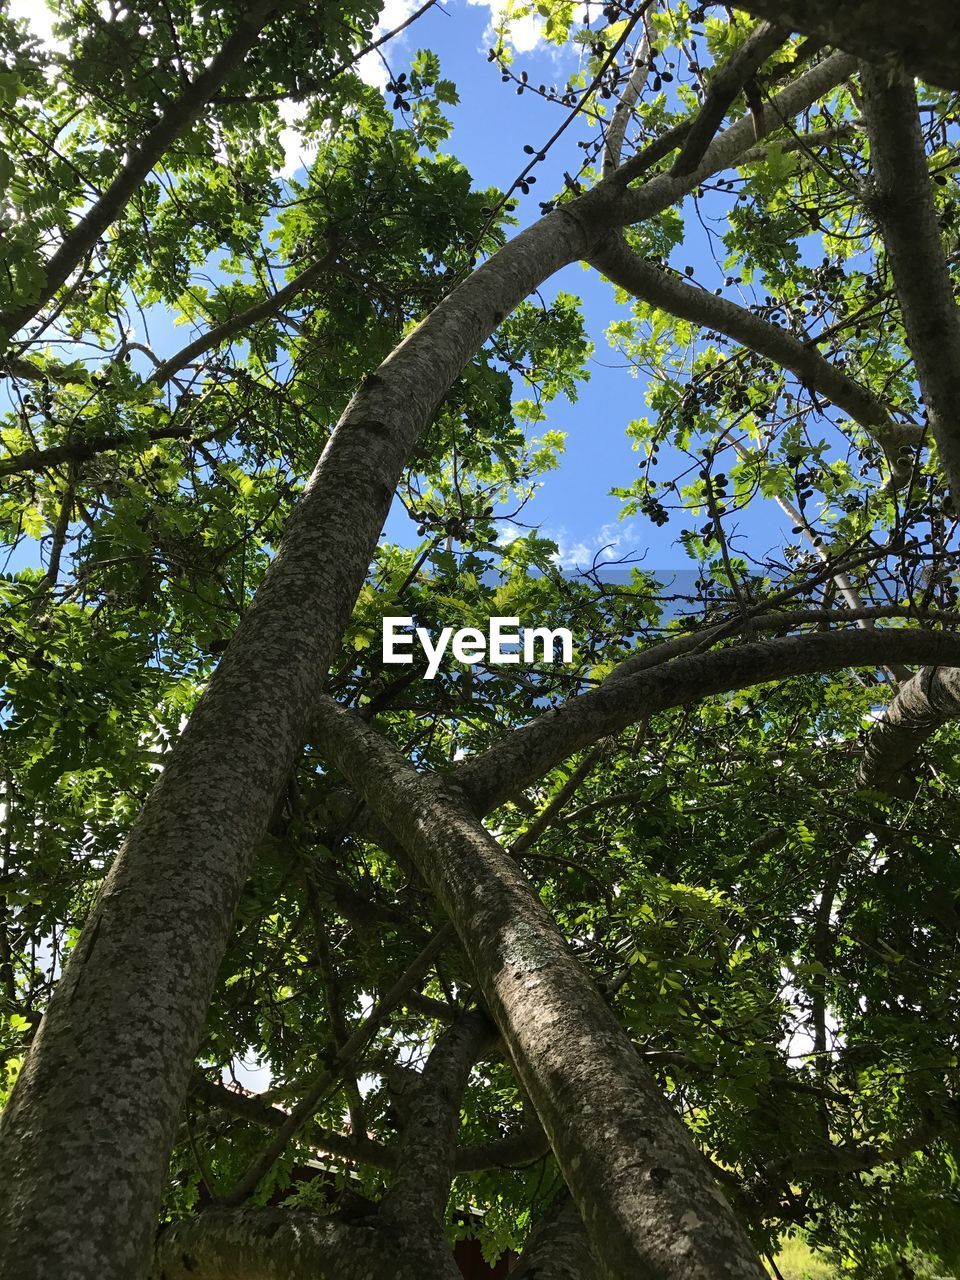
277, 0, 421, 176
549, 520, 639, 570
356, 0, 420, 89
468, 0, 546, 53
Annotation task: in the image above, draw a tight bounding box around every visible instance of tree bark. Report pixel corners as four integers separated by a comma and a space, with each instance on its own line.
0, 205, 595, 1280
512, 1194, 600, 1280
0, 46, 864, 1279
732, 1, 960, 90
858, 665, 960, 790
311, 697, 769, 1280
859, 64, 960, 502
457, 629, 960, 813
380, 1011, 496, 1232
151, 1208, 426, 1280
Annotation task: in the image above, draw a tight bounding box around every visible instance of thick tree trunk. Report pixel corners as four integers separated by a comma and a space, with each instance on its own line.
0, 206, 595, 1280
311, 698, 769, 1280
732, 1, 960, 90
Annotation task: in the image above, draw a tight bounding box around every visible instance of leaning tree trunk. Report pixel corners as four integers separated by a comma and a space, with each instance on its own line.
0, 204, 599, 1280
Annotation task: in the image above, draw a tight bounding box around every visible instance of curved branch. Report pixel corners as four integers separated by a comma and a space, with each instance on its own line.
617, 51, 856, 209
858, 665, 960, 790
588, 233, 920, 483
456, 629, 960, 814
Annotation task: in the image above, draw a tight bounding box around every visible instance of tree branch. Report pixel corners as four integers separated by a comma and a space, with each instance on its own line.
147, 251, 336, 386
616, 51, 856, 212
588, 233, 920, 483
381, 1011, 496, 1230
456, 629, 960, 815
0, 423, 202, 479
670, 22, 786, 177
858, 665, 960, 790
220, 926, 452, 1205
860, 64, 960, 501
731, 0, 960, 91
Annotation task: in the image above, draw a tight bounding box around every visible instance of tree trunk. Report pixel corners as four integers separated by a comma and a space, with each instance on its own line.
311, 697, 769, 1280
0, 205, 595, 1280
732, 1, 960, 90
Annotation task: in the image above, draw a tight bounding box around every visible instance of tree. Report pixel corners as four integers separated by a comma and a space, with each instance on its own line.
1, 1, 959, 1277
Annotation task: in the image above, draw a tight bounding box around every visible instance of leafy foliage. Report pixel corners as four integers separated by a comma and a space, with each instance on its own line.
1, 2, 959, 1277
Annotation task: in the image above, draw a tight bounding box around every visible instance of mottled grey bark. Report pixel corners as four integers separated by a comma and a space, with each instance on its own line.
458, 629, 960, 813
589, 233, 921, 483
151, 1209, 372, 1280
151, 1207, 455, 1280
732, 0, 960, 90
860, 65, 960, 502
858, 666, 960, 790
381, 1011, 495, 1232
670, 23, 786, 177
311, 697, 769, 1280
512, 1194, 600, 1280
616, 52, 855, 208
0, 0, 279, 343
